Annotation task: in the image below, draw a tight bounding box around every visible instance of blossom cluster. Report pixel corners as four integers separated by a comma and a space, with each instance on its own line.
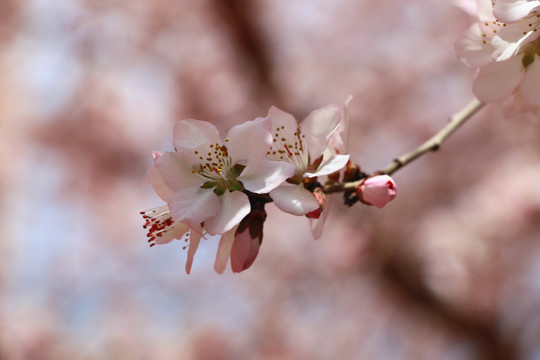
141, 98, 397, 274
456, 0, 540, 118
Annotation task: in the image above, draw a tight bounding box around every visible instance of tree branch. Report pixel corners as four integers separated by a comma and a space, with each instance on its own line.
323, 98, 484, 194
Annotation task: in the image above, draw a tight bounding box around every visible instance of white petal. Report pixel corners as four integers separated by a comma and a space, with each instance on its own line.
270, 185, 319, 216
494, 0, 540, 22
492, 23, 539, 61
173, 119, 220, 152
204, 191, 250, 235
305, 154, 350, 178
521, 58, 540, 106
156, 152, 201, 191
185, 231, 202, 274
214, 228, 237, 274
473, 56, 524, 102
477, 0, 497, 21
302, 105, 341, 159
268, 106, 298, 141
455, 24, 496, 68
168, 187, 220, 226
240, 160, 296, 193
226, 117, 272, 164
146, 166, 174, 202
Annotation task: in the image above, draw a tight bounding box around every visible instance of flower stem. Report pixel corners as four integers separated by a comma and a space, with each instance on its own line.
323, 98, 485, 194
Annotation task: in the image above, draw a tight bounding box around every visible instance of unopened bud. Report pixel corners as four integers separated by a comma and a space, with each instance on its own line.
357, 175, 397, 208
231, 209, 266, 273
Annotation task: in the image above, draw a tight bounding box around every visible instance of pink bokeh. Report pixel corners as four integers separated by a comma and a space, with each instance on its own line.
1, 0, 540, 359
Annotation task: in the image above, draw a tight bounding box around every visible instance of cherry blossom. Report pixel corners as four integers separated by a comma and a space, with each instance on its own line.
267, 98, 351, 238
455, 0, 540, 114
154, 117, 294, 235
144, 119, 295, 273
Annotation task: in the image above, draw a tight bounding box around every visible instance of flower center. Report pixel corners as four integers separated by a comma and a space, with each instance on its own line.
192, 140, 232, 182
267, 125, 309, 179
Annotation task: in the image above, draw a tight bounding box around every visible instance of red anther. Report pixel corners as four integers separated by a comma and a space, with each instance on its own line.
149, 243, 156, 247
148, 237, 155, 242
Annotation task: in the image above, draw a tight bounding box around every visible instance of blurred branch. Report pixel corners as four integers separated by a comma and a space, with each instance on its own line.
213, 0, 279, 106
377, 250, 518, 360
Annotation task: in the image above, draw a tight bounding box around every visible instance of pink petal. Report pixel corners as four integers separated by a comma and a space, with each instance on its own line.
492, 22, 539, 61
330, 96, 353, 154
214, 228, 236, 274
185, 231, 202, 274
230, 228, 261, 273
473, 56, 524, 102
268, 106, 299, 142
239, 160, 296, 193
226, 117, 272, 164
156, 152, 202, 192
168, 187, 220, 227
270, 185, 319, 216
309, 198, 331, 240
204, 191, 250, 235
521, 58, 540, 106
302, 104, 341, 159
454, 0, 478, 17
146, 153, 174, 202
173, 119, 220, 153
305, 154, 350, 178
493, 0, 540, 22
455, 24, 496, 68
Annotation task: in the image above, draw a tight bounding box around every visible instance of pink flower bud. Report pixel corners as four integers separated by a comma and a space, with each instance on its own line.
230, 209, 266, 273
357, 175, 397, 208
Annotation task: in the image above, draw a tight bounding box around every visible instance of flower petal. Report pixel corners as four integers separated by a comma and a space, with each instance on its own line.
268, 106, 299, 142
214, 228, 236, 274
146, 152, 174, 202
156, 152, 202, 191
226, 117, 272, 164
492, 22, 539, 61
330, 96, 353, 154
185, 231, 202, 274
302, 104, 341, 159
270, 185, 319, 216
455, 24, 496, 68
305, 154, 350, 178
240, 160, 296, 193
310, 198, 331, 240
473, 56, 524, 102
521, 58, 540, 106
204, 191, 250, 235
168, 187, 220, 227
493, 0, 540, 22
173, 119, 220, 152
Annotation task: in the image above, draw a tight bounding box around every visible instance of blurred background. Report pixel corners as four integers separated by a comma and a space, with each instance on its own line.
2, 0, 540, 359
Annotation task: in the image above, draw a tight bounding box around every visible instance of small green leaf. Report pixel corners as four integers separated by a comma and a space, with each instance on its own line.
214, 185, 226, 196
231, 164, 246, 177
523, 53, 534, 68
201, 181, 217, 189
229, 180, 245, 192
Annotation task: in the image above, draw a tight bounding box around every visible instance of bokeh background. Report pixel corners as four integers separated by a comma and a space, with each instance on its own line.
2, 0, 540, 359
